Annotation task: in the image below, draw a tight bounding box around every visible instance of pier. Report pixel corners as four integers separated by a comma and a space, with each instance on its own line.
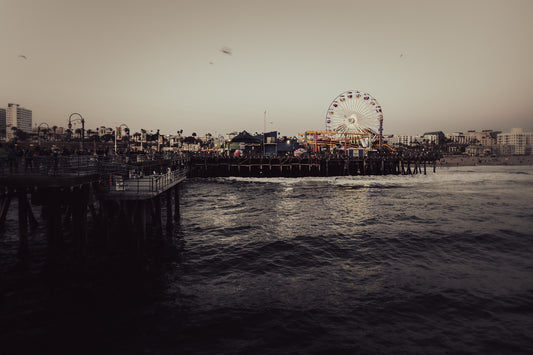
188, 153, 438, 178
0, 155, 188, 264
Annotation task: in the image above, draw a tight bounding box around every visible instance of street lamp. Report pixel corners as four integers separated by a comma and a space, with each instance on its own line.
68, 113, 85, 150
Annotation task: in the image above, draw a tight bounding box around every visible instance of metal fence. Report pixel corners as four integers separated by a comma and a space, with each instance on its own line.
1, 155, 189, 177
107, 167, 188, 194
0, 155, 100, 177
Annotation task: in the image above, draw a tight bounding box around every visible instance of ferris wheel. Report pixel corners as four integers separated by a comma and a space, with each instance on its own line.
325, 91, 383, 145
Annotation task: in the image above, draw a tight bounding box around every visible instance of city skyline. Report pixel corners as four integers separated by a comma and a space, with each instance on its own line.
1, 101, 530, 138
1, 0, 532, 137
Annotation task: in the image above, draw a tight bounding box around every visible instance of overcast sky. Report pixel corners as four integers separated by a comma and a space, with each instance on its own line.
1, 0, 532, 137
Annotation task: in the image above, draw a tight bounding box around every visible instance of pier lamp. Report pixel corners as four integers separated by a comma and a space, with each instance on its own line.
68, 113, 85, 150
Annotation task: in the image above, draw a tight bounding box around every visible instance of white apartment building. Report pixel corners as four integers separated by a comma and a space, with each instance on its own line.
391, 132, 443, 146
6, 103, 32, 139
392, 134, 422, 146
497, 128, 533, 155
421, 133, 438, 144
447, 132, 468, 144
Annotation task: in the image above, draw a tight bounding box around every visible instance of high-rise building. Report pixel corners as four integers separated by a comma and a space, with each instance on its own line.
0, 108, 6, 140
6, 103, 32, 140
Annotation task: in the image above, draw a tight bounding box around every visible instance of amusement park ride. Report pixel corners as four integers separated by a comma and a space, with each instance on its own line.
299, 90, 395, 153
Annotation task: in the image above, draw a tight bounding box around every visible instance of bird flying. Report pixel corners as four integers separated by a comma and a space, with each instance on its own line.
220, 47, 232, 55
18, 55, 27, 60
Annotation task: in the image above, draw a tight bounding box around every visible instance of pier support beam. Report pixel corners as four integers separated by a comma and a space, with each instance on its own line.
17, 189, 29, 257
133, 200, 146, 255
0, 196, 11, 230
174, 185, 180, 223
166, 190, 173, 232
44, 189, 63, 264
71, 185, 89, 260
153, 196, 163, 236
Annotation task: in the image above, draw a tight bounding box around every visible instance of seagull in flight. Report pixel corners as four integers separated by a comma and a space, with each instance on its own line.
220, 47, 232, 55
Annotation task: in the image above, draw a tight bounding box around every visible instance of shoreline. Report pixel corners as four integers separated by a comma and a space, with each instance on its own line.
437, 155, 533, 167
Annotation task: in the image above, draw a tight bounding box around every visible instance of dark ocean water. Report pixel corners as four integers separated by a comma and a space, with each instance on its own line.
1, 165, 533, 354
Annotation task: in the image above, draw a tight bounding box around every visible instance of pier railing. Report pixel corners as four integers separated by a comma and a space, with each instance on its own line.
0, 154, 189, 177
0, 155, 100, 177
106, 167, 188, 194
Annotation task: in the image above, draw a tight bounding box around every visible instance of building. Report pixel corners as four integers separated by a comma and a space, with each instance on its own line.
263, 131, 278, 156
422, 131, 445, 145
228, 130, 261, 155
497, 128, 533, 155
98, 126, 113, 137
0, 108, 5, 140
391, 134, 422, 146
447, 132, 468, 144
6, 103, 32, 140
447, 130, 499, 146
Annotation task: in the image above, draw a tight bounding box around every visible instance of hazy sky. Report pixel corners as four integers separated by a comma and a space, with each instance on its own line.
1, 0, 532, 136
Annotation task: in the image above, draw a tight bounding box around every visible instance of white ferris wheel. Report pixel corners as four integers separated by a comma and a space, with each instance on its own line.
325, 90, 383, 148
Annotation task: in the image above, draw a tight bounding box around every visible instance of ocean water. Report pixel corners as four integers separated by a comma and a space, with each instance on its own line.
1, 165, 533, 354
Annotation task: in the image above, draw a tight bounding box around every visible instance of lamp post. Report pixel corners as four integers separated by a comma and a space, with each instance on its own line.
68, 113, 85, 150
